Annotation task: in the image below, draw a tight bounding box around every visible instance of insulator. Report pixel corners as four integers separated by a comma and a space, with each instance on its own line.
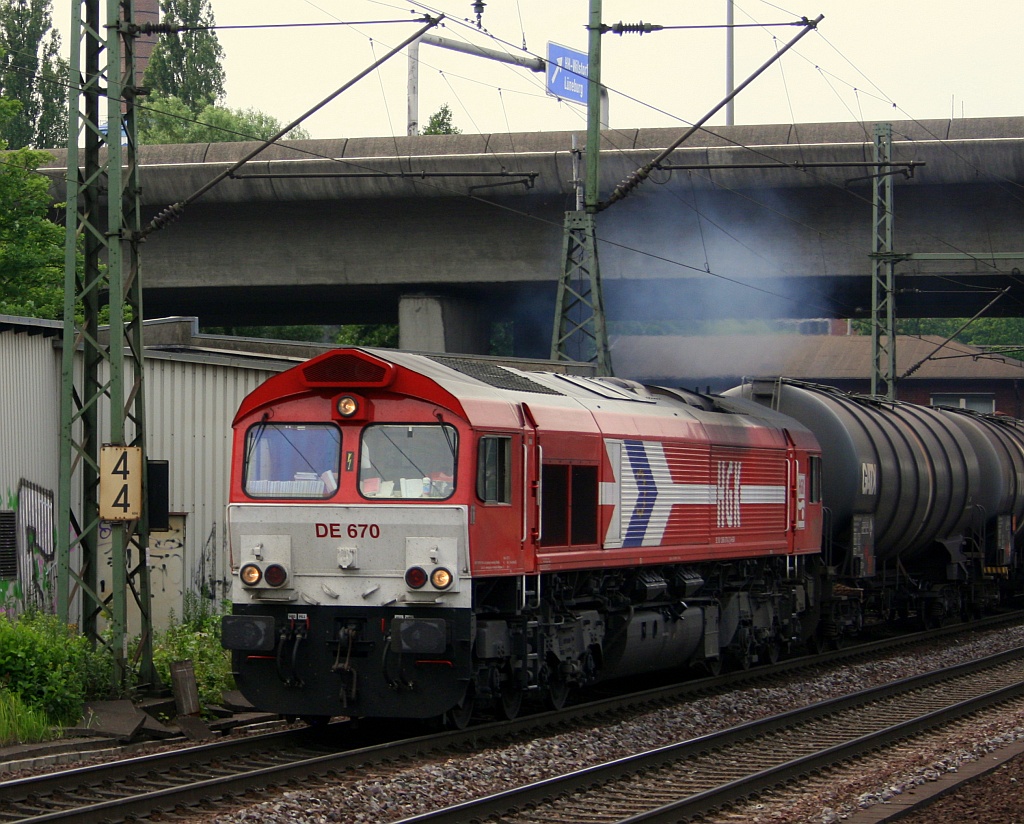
136, 22, 179, 35
472, 0, 486, 28
609, 21, 662, 35
604, 165, 653, 208
144, 202, 185, 236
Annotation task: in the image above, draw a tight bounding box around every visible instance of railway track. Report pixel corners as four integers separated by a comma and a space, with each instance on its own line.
2, 616, 1021, 824
397, 646, 1024, 824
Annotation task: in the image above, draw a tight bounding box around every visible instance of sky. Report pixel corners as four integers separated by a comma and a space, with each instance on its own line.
50, 0, 1024, 141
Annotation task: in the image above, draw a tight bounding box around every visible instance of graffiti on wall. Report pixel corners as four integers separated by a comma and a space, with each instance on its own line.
1, 480, 192, 633
97, 514, 187, 634
1, 480, 56, 615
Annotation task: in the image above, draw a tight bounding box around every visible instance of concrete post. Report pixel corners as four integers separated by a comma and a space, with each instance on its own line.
398, 294, 490, 354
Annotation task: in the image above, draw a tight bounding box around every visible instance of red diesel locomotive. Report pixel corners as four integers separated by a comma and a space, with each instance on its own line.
221, 348, 1021, 725
222, 348, 826, 724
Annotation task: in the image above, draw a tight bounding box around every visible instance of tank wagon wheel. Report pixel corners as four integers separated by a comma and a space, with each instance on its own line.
703, 657, 723, 677
919, 597, 948, 630
300, 715, 331, 728
763, 636, 782, 666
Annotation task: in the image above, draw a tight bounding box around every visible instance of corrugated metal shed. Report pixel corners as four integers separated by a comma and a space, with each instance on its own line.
0, 315, 291, 623
0, 317, 65, 614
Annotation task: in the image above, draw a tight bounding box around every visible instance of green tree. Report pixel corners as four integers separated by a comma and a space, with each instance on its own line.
138, 94, 310, 144
336, 324, 399, 348
0, 0, 68, 149
0, 99, 65, 319
422, 103, 461, 135
143, 0, 226, 114
850, 316, 1024, 362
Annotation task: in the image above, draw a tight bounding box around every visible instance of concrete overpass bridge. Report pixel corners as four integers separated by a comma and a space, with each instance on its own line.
43, 117, 1024, 357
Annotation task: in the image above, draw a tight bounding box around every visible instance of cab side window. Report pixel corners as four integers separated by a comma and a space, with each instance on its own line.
808, 455, 822, 503
478, 435, 512, 503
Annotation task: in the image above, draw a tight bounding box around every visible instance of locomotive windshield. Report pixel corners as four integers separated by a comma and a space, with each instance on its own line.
244, 423, 341, 498
359, 424, 457, 499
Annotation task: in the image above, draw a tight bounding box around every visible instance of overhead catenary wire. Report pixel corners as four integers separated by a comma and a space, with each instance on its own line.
30, 1, 1021, 334
79, 33, 1007, 321
389, 6, 897, 302
140, 14, 444, 237
900, 287, 1013, 378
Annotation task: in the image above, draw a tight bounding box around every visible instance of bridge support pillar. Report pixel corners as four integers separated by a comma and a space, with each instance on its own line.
398, 294, 490, 355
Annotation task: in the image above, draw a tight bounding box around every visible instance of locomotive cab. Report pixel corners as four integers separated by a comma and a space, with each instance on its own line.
223, 350, 485, 721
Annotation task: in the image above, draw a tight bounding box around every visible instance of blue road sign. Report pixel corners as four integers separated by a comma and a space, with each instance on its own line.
546, 42, 588, 106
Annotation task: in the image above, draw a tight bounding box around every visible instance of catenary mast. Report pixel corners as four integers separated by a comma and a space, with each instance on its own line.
58, 0, 156, 689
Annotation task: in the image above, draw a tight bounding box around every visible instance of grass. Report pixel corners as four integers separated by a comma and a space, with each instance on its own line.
0, 688, 57, 747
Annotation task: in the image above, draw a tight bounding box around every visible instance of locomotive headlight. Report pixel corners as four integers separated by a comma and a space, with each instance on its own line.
405, 566, 428, 589
430, 567, 453, 590
263, 563, 288, 588
337, 395, 359, 417
240, 563, 262, 586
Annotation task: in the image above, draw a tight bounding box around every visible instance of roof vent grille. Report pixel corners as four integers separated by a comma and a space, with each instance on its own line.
302, 351, 394, 387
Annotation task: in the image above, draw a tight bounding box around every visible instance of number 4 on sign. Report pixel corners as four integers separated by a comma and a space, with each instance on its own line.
99, 446, 143, 521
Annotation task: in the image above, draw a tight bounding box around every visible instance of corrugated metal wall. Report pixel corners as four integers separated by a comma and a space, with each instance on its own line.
0, 331, 62, 509
144, 356, 279, 606
1, 323, 284, 622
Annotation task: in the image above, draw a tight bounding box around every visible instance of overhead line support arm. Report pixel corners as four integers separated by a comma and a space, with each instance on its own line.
143, 15, 443, 236
600, 14, 823, 211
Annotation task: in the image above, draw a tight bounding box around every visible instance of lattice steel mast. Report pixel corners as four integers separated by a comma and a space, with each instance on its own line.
551, 0, 611, 374
870, 123, 897, 399
57, 0, 156, 688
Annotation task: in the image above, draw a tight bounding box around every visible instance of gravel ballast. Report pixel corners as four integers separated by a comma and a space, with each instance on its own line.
195, 626, 1024, 824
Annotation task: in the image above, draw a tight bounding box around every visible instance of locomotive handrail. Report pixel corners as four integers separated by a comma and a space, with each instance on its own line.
536, 445, 544, 544
785, 457, 792, 535
522, 441, 529, 544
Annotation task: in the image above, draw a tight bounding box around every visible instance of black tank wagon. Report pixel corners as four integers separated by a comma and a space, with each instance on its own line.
729, 379, 1024, 626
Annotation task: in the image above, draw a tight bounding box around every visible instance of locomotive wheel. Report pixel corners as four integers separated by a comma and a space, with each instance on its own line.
447, 685, 475, 730
546, 679, 571, 711
498, 682, 523, 720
